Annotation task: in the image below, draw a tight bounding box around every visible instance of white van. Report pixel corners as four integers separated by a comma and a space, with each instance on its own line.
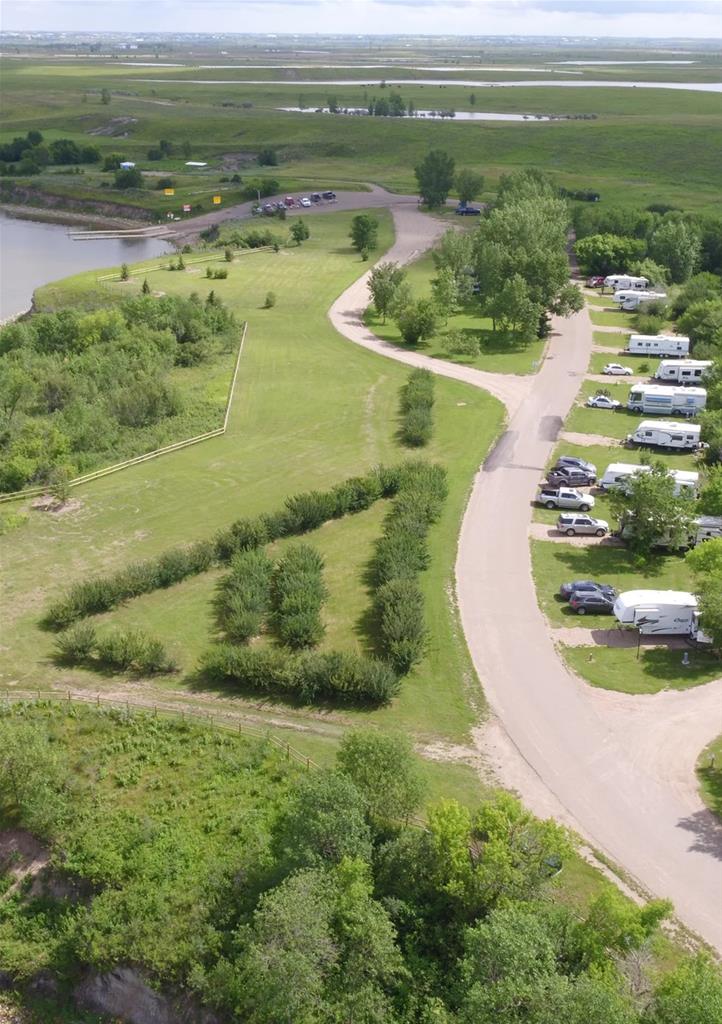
613, 590, 707, 640
626, 420, 703, 450
627, 384, 706, 417
654, 359, 712, 384
627, 334, 690, 357
603, 274, 648, 292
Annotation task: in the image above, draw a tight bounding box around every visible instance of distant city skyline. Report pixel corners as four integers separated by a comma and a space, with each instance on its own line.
2, 0, 722, 40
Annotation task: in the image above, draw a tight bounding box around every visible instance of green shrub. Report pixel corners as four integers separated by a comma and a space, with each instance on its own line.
273, 544, 327, 650
54, 622, 97, 662
284, 490, 338, 533
264, 291, 277, 309
400, 369, 435, 413
401, 405, 433, 447
95, 628, 175, 674
399, 369, 435, 448
214, 548, 274, 643
635, 313, 664, 336
376, 579, 427, 673
214, 515, 270, 560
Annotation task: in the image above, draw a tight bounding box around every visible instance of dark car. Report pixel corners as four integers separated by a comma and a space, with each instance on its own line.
456, 205, 481, 216
569, 591, 616, 615
547, 466, 597, 487
559, 580, 616, 601
321, 190, 336, 201
311, 192, 322, 202
553, 455, 597, 476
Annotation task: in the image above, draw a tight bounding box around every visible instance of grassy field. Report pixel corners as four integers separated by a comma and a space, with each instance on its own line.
697, 734, 722, 819
588, 307, 636, 329
563, 644, 721, 695
2, 57, 722, 216
365, 248, 546, 375
587, 351, 657, 374
1, 210, 505, 749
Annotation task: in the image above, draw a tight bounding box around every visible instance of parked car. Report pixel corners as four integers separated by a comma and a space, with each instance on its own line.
556, 514, 609, 537
553, 455, 597, 476
284, 196, 296, 206
300, 197, 312, 207
569, 591, 616, 614
321, 190, 336, 201
586, 275, 605, 288
275, 201, 286, 210
559, 580, 616, 601
311, 192, 322, 203
602, 363, 634, 376
456, 205, 481, 216
547, 466, 597, 487
587, 394, 621, 410
537, 487, 595, 511
261, 203, 274, 215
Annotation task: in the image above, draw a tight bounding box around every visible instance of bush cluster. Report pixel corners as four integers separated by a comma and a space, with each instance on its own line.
201, 645, 399, 704
272, 544, 327, 649
54, 623, 175, 674
372, 461, 448, 673
43, 467, 402, 629
399, 368, 435, 447
214, 548, 274, 643
205, 267, 228, 280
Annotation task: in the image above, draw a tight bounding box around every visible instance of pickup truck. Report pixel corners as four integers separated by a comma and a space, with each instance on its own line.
537, 487, 595, 511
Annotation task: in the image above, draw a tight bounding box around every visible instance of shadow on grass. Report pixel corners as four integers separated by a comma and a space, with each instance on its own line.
637, 646, 720, 684
542, 545, 683, 580
698, 763, 722, 819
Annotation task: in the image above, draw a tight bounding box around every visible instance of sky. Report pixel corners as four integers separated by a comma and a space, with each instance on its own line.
1, 0, 721, 39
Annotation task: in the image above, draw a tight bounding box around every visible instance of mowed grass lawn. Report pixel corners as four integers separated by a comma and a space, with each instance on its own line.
365, 250, 546, 375
587, 351, 658, 375
563, 644, 721, 695
698, 734, 722, 819
1, 210, 505, 745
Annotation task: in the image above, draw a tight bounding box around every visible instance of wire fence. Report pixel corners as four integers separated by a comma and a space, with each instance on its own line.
0, 321, 247, 505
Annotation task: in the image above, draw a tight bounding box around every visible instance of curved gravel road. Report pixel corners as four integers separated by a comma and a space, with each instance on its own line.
329, 202, 722, 951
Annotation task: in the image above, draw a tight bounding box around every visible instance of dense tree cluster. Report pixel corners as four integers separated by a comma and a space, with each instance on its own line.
0, 293, 237, 492
0, 131, 101, 175
2, 706, 719, 1023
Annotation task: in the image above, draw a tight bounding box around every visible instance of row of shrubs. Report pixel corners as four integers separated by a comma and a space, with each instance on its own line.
273, 544, 327, 650
205, 267, 228, 280
372, 461, 448, 673
214, 548, 274, 644
43, 466, 403, 631
400, 368, 435, 447
201, 645, 399, 704
54, 623, 176, 675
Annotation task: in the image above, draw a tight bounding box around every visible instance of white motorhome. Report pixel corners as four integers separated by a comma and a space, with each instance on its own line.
603, 274, 648, 292
600, 462, 699, 496
626, 420, 703, 450
627, 384, 706, 417
626, 334, 690, 357
613, 290, 667, 310
613, 590, 708, 639
654, 359, 712, 384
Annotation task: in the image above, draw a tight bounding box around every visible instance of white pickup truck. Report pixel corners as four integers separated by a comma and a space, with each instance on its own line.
537, 487, 595, 511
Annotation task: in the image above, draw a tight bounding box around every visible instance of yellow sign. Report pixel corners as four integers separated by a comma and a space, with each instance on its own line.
212, 195, 222, 205
164, 187, 175, 196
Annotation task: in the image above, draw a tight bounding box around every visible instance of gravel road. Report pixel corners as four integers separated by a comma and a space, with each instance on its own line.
329, 203, 722, 951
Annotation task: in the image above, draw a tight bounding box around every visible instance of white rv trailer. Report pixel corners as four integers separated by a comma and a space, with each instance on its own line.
603, 274, 648, 291
599, 462, 699, 496
613, 590, 708, 641
618, 514, 719, 550
626, 334, 690, 357
626, 383, 706, 417
697, 516, 722, 542
626, 420, 703, 450
613, 290, 667, 310
654, 359, 712, 384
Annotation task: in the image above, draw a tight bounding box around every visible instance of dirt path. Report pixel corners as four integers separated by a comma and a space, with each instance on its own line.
559, 430, 622, 447
329, 206, 722, 951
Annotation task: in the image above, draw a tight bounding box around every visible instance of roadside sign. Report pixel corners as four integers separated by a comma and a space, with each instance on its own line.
182, 204, 191, 213
212, 195, 222, 205
164, 187, 175, 196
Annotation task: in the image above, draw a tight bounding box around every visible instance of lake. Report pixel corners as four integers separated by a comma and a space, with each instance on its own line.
135, 77, 722, 93
0, 210, 174, 320
278, 106, 558, 121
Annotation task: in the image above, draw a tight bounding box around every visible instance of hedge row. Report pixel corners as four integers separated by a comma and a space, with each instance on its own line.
214, 548, 274, 644
372, 461, 448, 674
43, 465, 403, 631
54, 623, 176, 675
200, 645, 400, 705
400, 369, 435, 448
272, 544, 327, 650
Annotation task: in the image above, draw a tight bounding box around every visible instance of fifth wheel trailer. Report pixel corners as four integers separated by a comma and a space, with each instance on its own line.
599, 462, 699, 496
654, 359, 712, 384
613, 590, 709, 640
603, 274, 648, 291
626, 420, 703, 450
626, 334, 691, 357
613, 290, 666, 310
627, 384, 706, 417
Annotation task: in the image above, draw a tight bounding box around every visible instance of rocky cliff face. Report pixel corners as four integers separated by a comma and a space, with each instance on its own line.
74, 968, 223, 1024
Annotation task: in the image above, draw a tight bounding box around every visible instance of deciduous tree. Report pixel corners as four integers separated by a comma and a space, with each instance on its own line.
415, 149, 456, 208
368, 261, 406, 322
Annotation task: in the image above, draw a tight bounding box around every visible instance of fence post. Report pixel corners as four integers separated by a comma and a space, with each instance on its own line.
96, 693, 100, 706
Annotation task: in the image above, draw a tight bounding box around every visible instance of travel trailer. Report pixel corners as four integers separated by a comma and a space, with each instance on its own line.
603, 274, 648, 291
626, 334, 690, 357
654, 359, 712, 384
626, 384, 706, 417
626, 420, 703, 451
599, 462, 699, 496
618, 514, 721, 550
613, 290, 667, 310
612, 590, 709, 641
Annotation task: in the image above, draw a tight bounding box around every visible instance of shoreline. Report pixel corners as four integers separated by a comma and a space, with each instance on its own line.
0, 203, 140, 231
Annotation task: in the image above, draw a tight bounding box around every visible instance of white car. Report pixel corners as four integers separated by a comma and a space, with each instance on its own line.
602, 363, 634, 376
587, 394, 621, 410
299, 197, 312, 208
